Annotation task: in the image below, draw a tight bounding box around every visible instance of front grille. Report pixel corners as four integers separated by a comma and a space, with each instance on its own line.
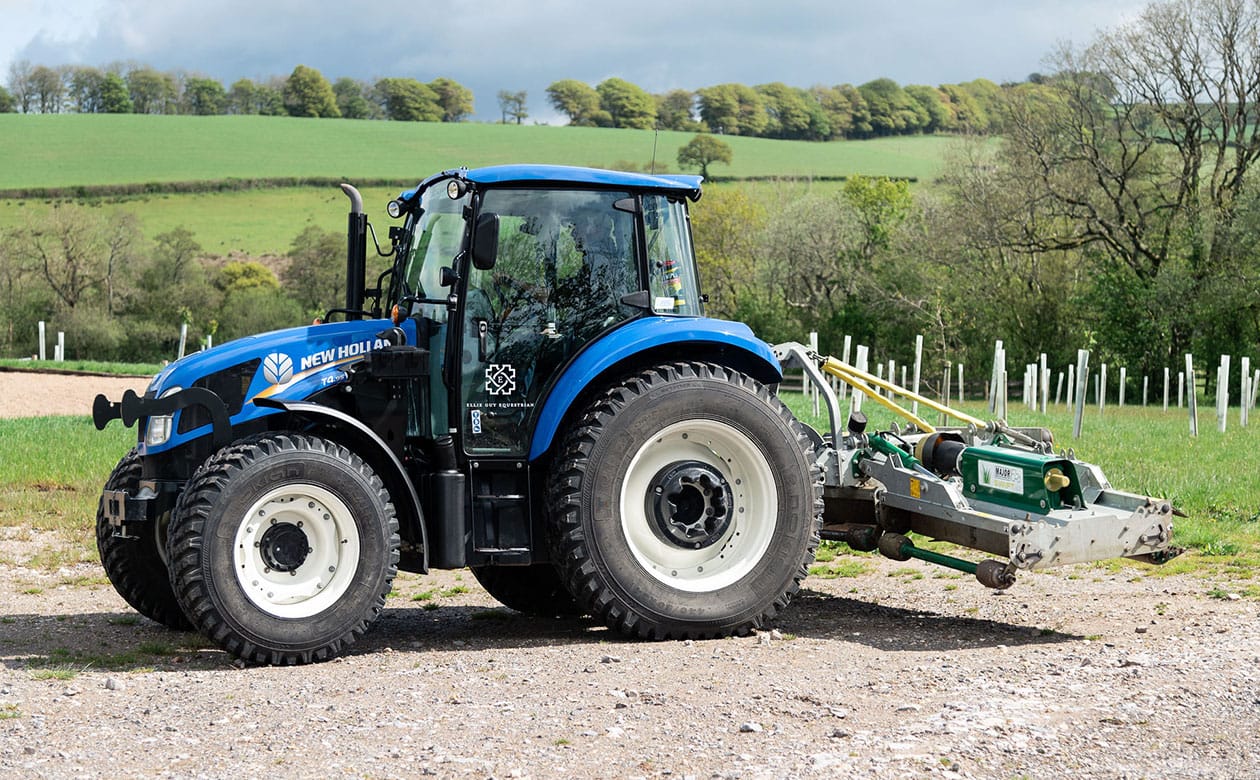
177, 358, 261, 434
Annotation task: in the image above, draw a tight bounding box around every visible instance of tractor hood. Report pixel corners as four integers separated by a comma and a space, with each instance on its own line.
143, 317, 414, 454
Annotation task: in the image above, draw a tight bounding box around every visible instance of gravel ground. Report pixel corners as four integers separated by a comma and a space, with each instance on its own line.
1, 374, 1258, 778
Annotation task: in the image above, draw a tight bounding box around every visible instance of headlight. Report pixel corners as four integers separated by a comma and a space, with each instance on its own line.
144, 386, 182, 447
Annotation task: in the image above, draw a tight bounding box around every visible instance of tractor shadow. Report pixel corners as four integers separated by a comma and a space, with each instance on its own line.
0, 605, 612, 673
0, 591, 1075, 672
779, 587, 1081, 650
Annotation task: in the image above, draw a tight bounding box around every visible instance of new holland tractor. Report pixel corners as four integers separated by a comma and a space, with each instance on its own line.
93, 165, 1179, 665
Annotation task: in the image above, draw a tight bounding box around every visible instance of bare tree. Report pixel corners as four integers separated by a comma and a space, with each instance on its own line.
7, 60, 34, 113
497, 89, 528, 124
12, 206, 139, 314
951, 0, 1260, 366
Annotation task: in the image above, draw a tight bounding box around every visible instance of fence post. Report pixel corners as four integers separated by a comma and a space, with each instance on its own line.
988, 340, 1004, 414
1164, 367, 1169, 412
38, 321, 46, 360
1039, 353, 1049, 414
1178, 370, 1185, 408
1073, 349, 1089, 439
1186, 354, 1198, 437
957, 363, 964, 404
1119, 366, 1127, 408
1098, 363, 1107, 414
56, 332, 65, 362
1242, 356, 1251, 427
808, 331, 820, 417
1055, 371, 1064, 405
911, 334, 923, 417
998, 367, 1008, 419
177, 323, 189, 360
1067, 364, 1076, 409
1218, 355, 1230, 433
850, 345, 869, 417
1142, 375, 1148, 407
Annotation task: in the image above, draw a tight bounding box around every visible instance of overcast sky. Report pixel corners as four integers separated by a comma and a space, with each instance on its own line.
1, 0, 1149, 122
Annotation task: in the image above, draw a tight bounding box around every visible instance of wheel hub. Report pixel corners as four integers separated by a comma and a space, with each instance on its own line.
259, 522, 310, 573
645, 461, 733, 550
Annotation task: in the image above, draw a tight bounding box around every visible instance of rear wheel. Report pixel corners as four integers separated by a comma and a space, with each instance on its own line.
167, 433, 398, 665
470, 564, 584, 616
96, 449, 191, 630
549, 362, 821, 639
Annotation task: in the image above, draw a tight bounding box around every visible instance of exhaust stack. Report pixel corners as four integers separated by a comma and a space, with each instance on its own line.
340, 183, 367, 321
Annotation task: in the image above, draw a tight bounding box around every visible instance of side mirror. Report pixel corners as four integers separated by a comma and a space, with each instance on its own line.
471, 212, 500, 271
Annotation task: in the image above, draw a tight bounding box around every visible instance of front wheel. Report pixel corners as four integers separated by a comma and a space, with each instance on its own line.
549, 362, 821, 639
96, 449, 190, 630
167, 433, 399, 665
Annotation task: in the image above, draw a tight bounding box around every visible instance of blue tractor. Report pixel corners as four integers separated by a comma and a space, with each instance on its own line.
94, 165, 822, 664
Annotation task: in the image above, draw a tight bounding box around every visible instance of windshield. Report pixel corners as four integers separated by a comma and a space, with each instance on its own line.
398, 185, 470, 320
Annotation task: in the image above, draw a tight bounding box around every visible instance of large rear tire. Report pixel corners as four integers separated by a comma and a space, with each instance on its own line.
96, 449, 191, 630
549, 362, 821, 639
470, 564, 584, 616
167, 433, 398, 665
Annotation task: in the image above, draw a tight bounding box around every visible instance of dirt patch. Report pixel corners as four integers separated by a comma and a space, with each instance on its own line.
0, 371, 151, 419
1, 548, 1257, 779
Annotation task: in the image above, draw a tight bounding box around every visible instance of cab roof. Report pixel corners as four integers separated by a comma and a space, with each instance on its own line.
400, 164, 703, 202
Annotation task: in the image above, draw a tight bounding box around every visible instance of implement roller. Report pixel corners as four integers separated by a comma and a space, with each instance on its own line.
775, 343, 1183, 589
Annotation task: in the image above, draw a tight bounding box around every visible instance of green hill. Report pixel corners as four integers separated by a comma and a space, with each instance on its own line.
0, 114, 958, 254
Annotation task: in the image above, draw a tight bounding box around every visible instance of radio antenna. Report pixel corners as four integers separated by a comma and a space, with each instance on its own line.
650, 125, 659, 174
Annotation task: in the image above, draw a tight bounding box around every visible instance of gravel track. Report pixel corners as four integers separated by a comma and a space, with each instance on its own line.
0, 372, 1256, 778
0, 371, 150, 419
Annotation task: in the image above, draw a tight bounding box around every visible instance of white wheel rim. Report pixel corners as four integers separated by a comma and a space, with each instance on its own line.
619, 419, 778, 593
232, 484, 361, 619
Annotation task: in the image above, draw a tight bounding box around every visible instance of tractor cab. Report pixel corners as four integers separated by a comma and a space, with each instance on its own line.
384, 165, 713, 569
391, 165, 706, 459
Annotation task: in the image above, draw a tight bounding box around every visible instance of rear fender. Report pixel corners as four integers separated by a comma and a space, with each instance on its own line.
528, 317, 781, 461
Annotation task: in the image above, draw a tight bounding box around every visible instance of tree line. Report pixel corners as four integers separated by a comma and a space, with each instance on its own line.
0, 61, 479, 122
1, 57, 1026, 141
546, 76, 1019, 139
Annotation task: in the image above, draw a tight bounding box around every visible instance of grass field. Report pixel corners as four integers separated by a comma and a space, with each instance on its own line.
0, 114, 957, 255
0, 359, 163, 376
0, 396, 1256, 577
0, 114, 953, 190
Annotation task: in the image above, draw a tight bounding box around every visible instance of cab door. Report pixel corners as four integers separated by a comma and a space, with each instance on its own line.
458, 187, 638, 457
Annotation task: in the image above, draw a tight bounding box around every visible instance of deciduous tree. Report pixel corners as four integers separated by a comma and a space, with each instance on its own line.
696, 83, 768, 136
429, 77, 473, 122
374, 78, 441, 122
677, 134, 733, 178
99, 73, 133, 113
333, 77, 375, 119
596, 78, 656, 129
283, 65, 339, 118
546, 79, 602, 126
184, 76, 226, 115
